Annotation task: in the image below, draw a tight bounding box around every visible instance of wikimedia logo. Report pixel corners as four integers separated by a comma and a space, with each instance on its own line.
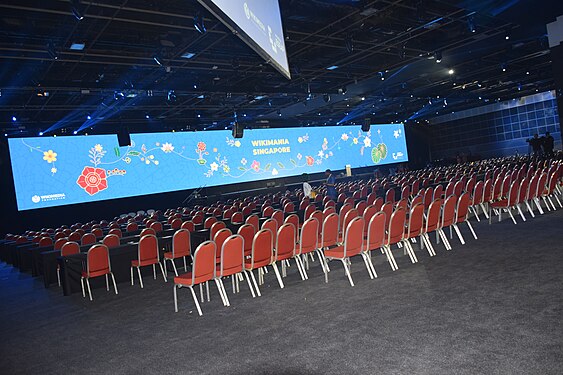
32, 195, 40, 203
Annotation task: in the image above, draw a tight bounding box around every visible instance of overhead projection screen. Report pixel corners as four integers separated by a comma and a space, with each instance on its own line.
198, 0, 291, 79
7, 125, 408, 210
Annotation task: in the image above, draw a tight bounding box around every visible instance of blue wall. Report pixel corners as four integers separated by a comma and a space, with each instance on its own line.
430, 91, 561, 159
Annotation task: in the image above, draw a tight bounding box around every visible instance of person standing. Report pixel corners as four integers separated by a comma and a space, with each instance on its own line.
302, 174, 313, 198
527, 133, 543, 156
325, 169, 337, 201
542, 132, 554, 157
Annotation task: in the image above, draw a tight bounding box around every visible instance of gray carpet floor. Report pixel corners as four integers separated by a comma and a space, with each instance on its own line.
1, 209, 562, 375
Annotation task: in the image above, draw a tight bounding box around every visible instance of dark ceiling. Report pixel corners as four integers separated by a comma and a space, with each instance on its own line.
0, 0, 561, 136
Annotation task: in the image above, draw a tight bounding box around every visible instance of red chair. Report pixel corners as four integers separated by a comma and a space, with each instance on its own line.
261, 218, 278, 246
171, 218, 182, 230
385, 188, 395, 203
39, 237, 53, 247
433, 184, 444, 201
108, 228, 122, 238
338, 203, 353, 234
204, 216, 217, 229
452, 192, 478, 244
284, 214, 300, 240
453, 180, 464, 197
131, 234, 167, 288
441, 195, 458, 244
364, 212, 390, 269
381, 201, 394, 229
324, 217, 374, 286
406, 203, 435, 257
213, 228, 233, 265
192, 215, 203, 225
54, 238, 67, 250
311, 210, 324, 236
385, 207, 417, 268
140, 227, 156, 237
126, 222, 138, 232
355, 200, 367, 216
80, 244, 118, 301
244, 229, 275, 296
283, 202, 295, 213
367, 192, 377, 206
273, 223, 306, 288
304, 204, 316, 220
489, 180, 520, 225
174, 241, 221, 316
92, 228, 103, 238
237, 224, 255, 257
216, 234, 256, 305
57, 241, 80, 286
210, 221, 226, 240
271, 210, 284, 228
339, 208, 358, 242
231, 212, 244, 223
102, 234, 120, 249
223, 209, 234, 220
263, 206, 274, 217
163, 229, 191, 277
181, 221, 195, 232
425, 198, 451, 251
81, 233, 96, 246
541, 172, 562, 210
322, 206, 336, 218
245, 214, 260, 232
296, 218, 323, 277
395, 198, 408, 211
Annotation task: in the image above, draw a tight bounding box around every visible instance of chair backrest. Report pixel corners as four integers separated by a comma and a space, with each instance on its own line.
86, 244, 111, 277
138, 234, 159, 263
81, 233, 96, 246
381, 201, 394, 229
190, 241, 217, 284
385, 188, 395, 203
237, 224, 255, 256
214, 228, 233, 264
210, 221, 226, 240
219, 234, 245, 277
284, 214, 300, 241
343, 217, 364, 257
283, 202, 295, 213
181, 221, 195, 232
338, 203, 353, 233
426, 198, 442, 233
401, 185, 411, 200
472, 180, 484, 205
91, 228, 103, 238
108, 228, 122, 238
500, 175, 511, 198
483, 179, 493, 202
433, 184, 444, 201
54, 232, 66, 240
453, 180, 464, 197
304, 204, 316, 220
536, 173, 548, 197
231, 212, 244, 223
126, 222, 138, 232
102, 234, 120, 249
54, 238, 67, 250
455, 192, 472, 223
441, 195, 458, 227
170, 218, 182, 230
366, 192, 377, 205
272, 210, 284, 228
172, 229, 191, 258
507, 180, 520, 206
203, 216, 216, 229
411, 194, 424, 208
68, 231, 81, 242
323, 206, 336, 218
299, 218, 319, 255
373, 197, 384, 212
387, 207, 406, 246
527, 174, 540, 200
492, 177, 503, 200
248, 229, 274, 269
321, 213, 339, 248
355, 200, 367, 216
366, 212, 386, 251
407, 203, 425, 239
61, 241, 80, 256
395, 198, 408, 211
223, 209, 234, 220
517, 178, 529, 204
150, 221, 163, 233
263, 206, 274, 217
191, 215, 203, 225
140, 227, 156, 237
39, 237, 53, 247
341, 208, 359, 238
245, 214, 260, 232
261, 219, 278, 245
276, 223, 296, 260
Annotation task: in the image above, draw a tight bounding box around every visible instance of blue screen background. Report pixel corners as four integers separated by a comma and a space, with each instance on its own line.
8, 125, 408, 210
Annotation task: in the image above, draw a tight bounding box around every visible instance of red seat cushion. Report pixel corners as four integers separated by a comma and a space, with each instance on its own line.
490, 199, 508, 208
174, 272, 214, 286
245, 259, 270, 269
324, 245, 345, 259
132, 259, 158, 267
163, 252, 173, 259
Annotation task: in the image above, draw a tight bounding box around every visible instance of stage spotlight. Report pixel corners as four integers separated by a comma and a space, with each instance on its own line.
12, 116, 17, 122
501, 63, 507, 72
145, 114, 150, 119
448, 69, 455, 75
277, 110, 282, 116
39, 132, 44, 136
194, 13, 206, 34
197, 114, 201, 118
71, 0, 84, 20
73, 130, 78, 135
87, 114, 91, 120
505, 29, 511, 40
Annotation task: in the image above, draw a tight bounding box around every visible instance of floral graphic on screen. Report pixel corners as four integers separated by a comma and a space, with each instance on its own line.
196, 142, 209, 165
76, 167, 108, 196
21, 139, 59, 175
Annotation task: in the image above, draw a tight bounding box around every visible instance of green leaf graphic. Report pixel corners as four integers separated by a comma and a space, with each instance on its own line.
238, 167, 246, 171
277, 162, 285, 169
290, 159, 297, 166
114, 147, 120, 157
128, 151, 141, 156
264, 163, 271, 171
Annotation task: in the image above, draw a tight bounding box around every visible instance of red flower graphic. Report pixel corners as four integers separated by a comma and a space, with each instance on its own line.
197, 142, 207, 151
306, 156, 314, 166
76, 167, 108, 196
251, 160, 260, 171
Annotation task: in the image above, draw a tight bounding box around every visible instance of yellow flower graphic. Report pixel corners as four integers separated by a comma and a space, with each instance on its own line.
353, 138, 358, 144
43, 150, 57, 163
124, 157, 131, 164
234, 140, 241, 147
94, 144, 103, 152
223, 165, 230, 173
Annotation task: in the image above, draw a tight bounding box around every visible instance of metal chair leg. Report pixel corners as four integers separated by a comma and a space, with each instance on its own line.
137, 267, 144, 288
189, 286, 203, 316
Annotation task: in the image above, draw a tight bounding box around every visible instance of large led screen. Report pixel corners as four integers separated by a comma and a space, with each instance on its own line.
8, 125, 408, 210
198, 0, 290, 79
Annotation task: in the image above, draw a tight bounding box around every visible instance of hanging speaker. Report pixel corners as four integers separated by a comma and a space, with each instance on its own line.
232, 121, 244, 138
117, 127, 131, 147
362, 118, 371, 132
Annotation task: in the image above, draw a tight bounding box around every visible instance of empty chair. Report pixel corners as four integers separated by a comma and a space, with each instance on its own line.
245, 214, 260, 233
338, 203, 353, 234
210, 221, 226, 240
283, 202, 295, 213
244, 229, 275, 296
284, 214, 300, 238
324, 217, 375, 286
131, 234, 167, 288
385, 188, 395, 203
140, 227, 156, 237
272, 224, 306, 288
237, 224, 255, 257
231, 212, 244, 223
296, 218, 324, 278
441, 195, 459, 243
381, 201, 394, 229
304, 204, 316, 220
170, 218, 182, 230
174, 241, 223, 316
54, 238, 67, 251
81, 233, 96, 246
364, 212, 390, 270
38, 237, 53, 247
181, 221, 195, 232
385, 207, 417, 269
271, 210, 284, 228
489, 180, 520, 225
452, 192, 478, 244
150, 221, 163, 233
261, 218, 278, 246
163, 229, 191, 277
126, 222, 138, 232
262, 206, 274, 217
425, 198, 451, 251
80, 244, 118, 301
406, 203, 435, 257
191, 215, 203, 225
356, 200, 367, 216
213, 228, 233, 265
91, 228, 103, 238
57, 241, 80, 286
108, 228, 122, 238
204, 216, 217, 229
102, 234, 120, 249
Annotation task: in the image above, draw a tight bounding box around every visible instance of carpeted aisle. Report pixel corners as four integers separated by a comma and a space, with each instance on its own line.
1, 210, 562, 375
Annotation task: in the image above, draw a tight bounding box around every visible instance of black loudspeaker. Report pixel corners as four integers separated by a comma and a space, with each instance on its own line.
362, 118, 371, 132
117, 127, 131, 147
232, 121, 244, 138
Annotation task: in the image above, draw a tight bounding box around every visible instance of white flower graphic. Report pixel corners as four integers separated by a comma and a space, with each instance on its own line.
161, 142, 174, 153
210, 162, 219, 172
271, 168, 279, 176
241, 158, 247, 165
341, 133, 349, 141
51, 167, 57, 174
318, 150, 324, 158
296, 153, 302, 160
94, 144, 103, 152
234, 140, 241, 147
363, 137, 372, 147
298, 137, 303, 143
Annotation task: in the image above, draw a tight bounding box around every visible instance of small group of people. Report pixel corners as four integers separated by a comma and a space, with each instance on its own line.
302, 169, 337, 200
527, 132, 555, 157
